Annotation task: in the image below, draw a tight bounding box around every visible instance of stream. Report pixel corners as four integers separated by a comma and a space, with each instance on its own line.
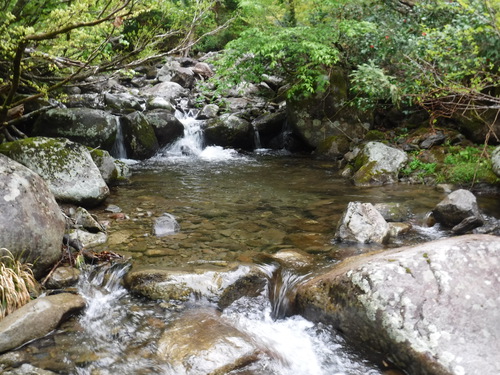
8, 114, 500, 374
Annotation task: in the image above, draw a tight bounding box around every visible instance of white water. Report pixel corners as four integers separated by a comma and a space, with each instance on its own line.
71, 263, 382, 375
110, 116, 127, 159
156, 110, 246, 162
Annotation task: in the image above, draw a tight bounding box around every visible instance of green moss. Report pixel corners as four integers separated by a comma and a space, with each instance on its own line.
364, 130, 386, 141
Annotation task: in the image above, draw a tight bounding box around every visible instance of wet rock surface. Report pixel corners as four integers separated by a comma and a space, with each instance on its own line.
157, 308, 261, 374
296, 234, 500, 375
0, 293, 85, 354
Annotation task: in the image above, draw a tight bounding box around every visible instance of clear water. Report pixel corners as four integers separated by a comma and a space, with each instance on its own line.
7, 116, 499, 374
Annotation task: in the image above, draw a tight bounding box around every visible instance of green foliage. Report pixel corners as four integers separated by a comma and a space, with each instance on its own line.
401, 157, 437, 180
0, 249, 38, 320
443, 146, 499, 184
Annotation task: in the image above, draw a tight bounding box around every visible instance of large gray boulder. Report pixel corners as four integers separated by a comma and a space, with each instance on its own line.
492, 146, 500, 177
296, 234, 500, 375
204, 114, 254, 150
120, 112, 159, 159
0, 137, 109, 206
0, 293, 85, 353
352, 141, 408, 186
432, 189, 482, 229
335, 202, 391, 244
0, 154, 65, 278
33, 108, 118, 151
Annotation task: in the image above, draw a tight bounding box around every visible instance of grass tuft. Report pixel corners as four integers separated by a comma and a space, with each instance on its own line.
0, 249, 39, 320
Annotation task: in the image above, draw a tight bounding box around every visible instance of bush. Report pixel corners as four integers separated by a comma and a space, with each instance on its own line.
0, 249, 38, 319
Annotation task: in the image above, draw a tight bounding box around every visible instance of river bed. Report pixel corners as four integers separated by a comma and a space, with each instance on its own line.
6, 147, 500, 374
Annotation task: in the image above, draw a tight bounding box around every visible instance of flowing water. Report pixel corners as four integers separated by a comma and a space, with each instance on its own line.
8, 114, 500, 374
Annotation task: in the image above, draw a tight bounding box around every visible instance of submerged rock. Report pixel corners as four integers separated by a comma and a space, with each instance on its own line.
335, 202, 390, 244
153, 213, 180, 236
0, 137, 109, 206
0, 293, 85, 354
157, 308, 260, 374
296, 234, 500, 375
0, 154, 66, 278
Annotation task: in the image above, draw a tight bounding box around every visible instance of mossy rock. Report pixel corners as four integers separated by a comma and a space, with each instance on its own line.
121, 112, 159, 160
316, 135, 351, 158
364, 130, 386, 141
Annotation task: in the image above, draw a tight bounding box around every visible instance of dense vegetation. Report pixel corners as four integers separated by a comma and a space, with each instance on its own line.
0, 0, 499, 143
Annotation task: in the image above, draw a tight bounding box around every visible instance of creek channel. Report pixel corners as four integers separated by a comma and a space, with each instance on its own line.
12, 113, 500, 374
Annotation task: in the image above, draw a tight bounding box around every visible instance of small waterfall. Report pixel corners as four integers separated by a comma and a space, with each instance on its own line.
110, 117, 127, 159
259, 263, 310, 320
162, 109, 204, 157
253, 124, 262, 149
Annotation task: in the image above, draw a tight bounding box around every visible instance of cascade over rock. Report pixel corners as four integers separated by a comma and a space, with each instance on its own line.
0, 154, 65, 278
0, 137, 109, 206
296, 234, 500, 375
33, 107, 118, 151
352, 141, 408, 186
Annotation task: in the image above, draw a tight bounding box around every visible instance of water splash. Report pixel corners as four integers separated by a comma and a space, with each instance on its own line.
258, 263, 311, 320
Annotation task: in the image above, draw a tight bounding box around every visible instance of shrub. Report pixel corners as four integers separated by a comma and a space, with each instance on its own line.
0, 249, 38, 320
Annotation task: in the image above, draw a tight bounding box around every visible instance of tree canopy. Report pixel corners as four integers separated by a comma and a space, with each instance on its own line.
1, 0, 499, 142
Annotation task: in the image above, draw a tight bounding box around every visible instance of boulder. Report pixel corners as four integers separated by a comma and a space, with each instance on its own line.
32, 108, 118, 151
204, 114, 254, 150
157, 308, 260, 374
287, 68, 371, 149
125, 264, 264, 306
296, 234, 500, 375
45, 267, 80, 289
315, 134, 351, 159
196, 104, 219, 120
192, 62, 214, 78
89, 148, 130, 186
373, 202, 411, 222
143, 81, 188, 102
143, 109, 184, 147
157, 59, 196, 88
492, 146, 500, 177
0, 293, 85, 353
146, 96, 175, 111
335, 202, 391, 244
352, 141, 408, 186
120, 112, 159, 159
104, 92, 145, 113
252, 110, 287, 148
0, 154, 65, 278
71, 207, 104, 233
432, 189, 482, 228
0, 137, 109, 206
